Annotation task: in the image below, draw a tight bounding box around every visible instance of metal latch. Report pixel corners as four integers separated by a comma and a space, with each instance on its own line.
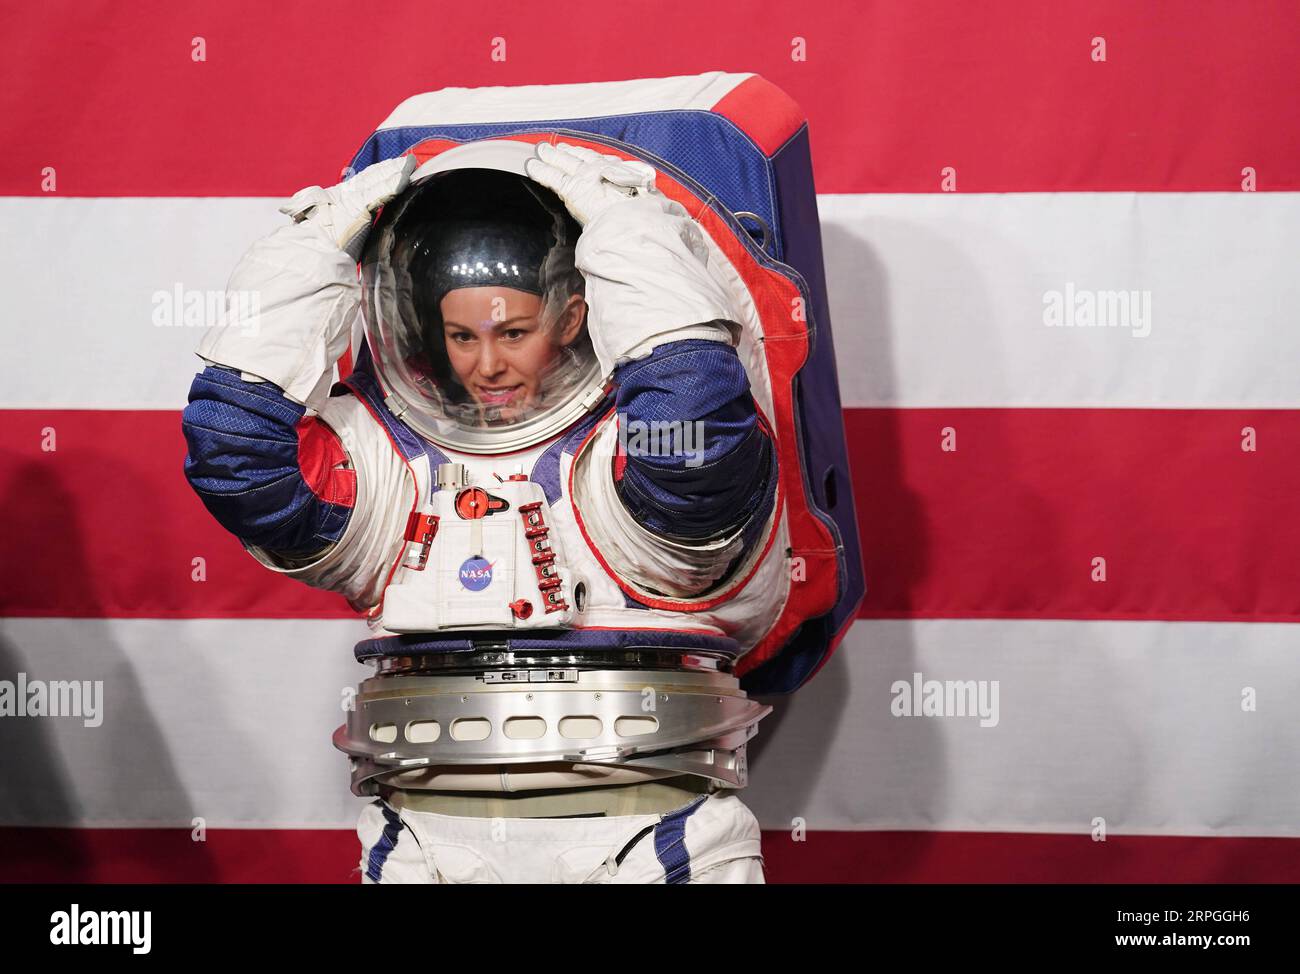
482, 669, 580, 684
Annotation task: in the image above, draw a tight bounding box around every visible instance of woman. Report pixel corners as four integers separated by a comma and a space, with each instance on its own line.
376, 167, 599, 436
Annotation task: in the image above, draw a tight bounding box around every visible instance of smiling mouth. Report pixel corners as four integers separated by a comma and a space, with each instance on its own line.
476, 385, 523, 406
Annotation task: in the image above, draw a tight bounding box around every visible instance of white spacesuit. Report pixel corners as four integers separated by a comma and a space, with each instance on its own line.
182, 138, 797, 883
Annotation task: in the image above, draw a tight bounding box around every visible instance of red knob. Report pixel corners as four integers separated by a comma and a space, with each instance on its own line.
455, 488, 490, 520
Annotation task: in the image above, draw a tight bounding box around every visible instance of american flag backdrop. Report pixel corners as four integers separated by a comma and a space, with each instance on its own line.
1, 0, 1298, 883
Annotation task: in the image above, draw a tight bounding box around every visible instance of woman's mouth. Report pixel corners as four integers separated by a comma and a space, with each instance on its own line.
476, 385, 523, 406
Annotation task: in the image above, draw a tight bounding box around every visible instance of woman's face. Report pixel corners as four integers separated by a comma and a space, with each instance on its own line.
440, 286, 584, 424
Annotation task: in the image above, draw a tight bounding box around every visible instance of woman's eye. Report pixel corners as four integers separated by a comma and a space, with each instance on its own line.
503, 329, 526, 341
450, 333, 475, 344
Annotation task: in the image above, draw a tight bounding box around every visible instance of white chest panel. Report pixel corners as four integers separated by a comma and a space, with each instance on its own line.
287, 397, 790, 654
382, 469, 583, 632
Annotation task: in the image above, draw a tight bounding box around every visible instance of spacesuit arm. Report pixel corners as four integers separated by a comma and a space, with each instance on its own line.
195, 155, 416, 413
181, 367, 413, 610
570, 336, 777, 599
181, 157, 419, 608
181, 364, 353, 556
612, 337, 776, 543
573, 194, 739, 376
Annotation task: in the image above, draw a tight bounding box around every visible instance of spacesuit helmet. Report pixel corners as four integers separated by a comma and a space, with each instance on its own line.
360, 161, 599, 453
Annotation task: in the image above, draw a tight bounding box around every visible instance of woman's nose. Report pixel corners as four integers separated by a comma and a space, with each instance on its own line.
475, 339, 505, 378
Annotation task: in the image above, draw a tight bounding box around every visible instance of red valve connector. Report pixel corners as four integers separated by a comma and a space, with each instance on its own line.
403, 512, 440, 570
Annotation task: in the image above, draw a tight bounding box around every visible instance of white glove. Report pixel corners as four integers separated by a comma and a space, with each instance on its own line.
279, 154, 418, 258
525, 142, 737, 376
524, 142, 660, 226
196, 156, 418, 411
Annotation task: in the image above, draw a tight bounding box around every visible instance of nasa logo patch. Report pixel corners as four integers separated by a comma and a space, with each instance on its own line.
458, 557, 494, 591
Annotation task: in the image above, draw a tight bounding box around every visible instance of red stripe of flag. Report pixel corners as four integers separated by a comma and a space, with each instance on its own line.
2, 407, 1298, 621
1, 0, 1296, 195
0, 410, 352, 620
850, 408, 1300, 622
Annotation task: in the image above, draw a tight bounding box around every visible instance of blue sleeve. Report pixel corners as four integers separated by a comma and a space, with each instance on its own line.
612, 336, 777, 545
180, 365, 352, 555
